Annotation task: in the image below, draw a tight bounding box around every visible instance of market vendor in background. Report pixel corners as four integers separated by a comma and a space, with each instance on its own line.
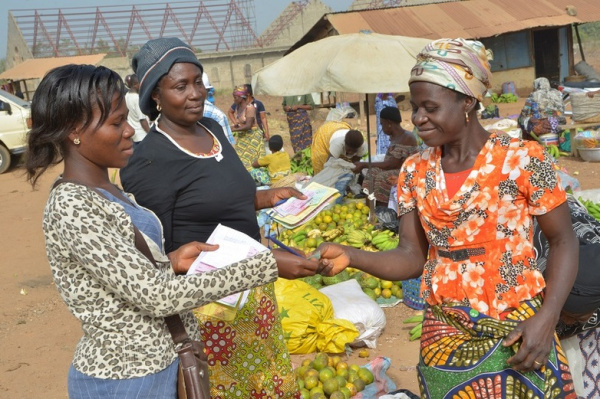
316, 38, 578, 398
229, 85, 265, 170
229, 83, 270, 141
311, 120, 367, 175
375, 93, 398, 155
283, 93, 314, 153
518, 77, 567, 141
353, 106, 418, 207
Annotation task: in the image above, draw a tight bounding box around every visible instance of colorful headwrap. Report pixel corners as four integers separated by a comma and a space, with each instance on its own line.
409, 38, 493, 102
233, 85, 248, 98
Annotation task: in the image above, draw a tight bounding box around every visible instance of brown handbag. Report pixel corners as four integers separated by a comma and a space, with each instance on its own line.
133, 227, 211, 399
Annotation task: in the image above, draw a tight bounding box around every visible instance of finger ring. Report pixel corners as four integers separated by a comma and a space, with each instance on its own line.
534, 360, 542, 366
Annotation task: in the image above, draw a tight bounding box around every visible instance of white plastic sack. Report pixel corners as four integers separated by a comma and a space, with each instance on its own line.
319, 279, 386, 348
483, 118, 522, 139
578, 188, 600, 203
310, 158, 355, 188
560, 335, 584, 396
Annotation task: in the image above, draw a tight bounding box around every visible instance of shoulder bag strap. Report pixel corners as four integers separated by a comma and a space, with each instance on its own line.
132, 226, 191, 346
53, 177, 191, 346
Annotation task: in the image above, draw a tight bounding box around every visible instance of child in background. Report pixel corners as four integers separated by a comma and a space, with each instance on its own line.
252, 135, 292, 186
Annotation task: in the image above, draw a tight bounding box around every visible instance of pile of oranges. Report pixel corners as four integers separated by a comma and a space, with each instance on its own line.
295, 352, 374, 399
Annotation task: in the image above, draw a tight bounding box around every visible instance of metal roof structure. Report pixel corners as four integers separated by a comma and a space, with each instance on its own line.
9, 0, 259, 58
0, 54, 107, 80
289, 0, 600, 52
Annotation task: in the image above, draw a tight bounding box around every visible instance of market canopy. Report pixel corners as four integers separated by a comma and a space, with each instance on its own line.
252, 32, 432, 96
0, 54, 107, 81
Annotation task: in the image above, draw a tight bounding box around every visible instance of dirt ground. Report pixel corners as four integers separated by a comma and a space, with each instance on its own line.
1, 95, 599, 398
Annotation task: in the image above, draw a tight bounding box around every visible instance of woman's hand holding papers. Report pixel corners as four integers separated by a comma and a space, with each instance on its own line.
168, 242, 219, 274
255, 187, 307, 210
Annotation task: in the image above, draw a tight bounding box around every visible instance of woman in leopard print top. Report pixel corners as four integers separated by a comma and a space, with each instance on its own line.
24, 64, 321, 398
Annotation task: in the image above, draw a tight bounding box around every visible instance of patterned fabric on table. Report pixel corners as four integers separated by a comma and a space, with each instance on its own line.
418, 296, 575, 399
195, 283, 300, 399
375, 94, 397, 155
235, 127, 265, 171
578, 328, 600, 398
397, 132, 566, 318
286, 109, 312, 154
362, 142, 418, 203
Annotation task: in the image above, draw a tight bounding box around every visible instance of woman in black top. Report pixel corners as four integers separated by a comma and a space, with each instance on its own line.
121, 37, 309, 398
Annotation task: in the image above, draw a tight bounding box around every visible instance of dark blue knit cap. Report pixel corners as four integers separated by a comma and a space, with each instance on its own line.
132, 37, 203, 116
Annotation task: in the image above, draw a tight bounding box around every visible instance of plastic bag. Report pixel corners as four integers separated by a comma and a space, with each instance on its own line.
326, 103, 357, 121
352, 357, 397, 399
273, 278, 359, 354
560, 335, 584, 396
319, 279, 386, 348
375, 206, 399, 233
309, 158, 356, 201
556, 168, 581, 194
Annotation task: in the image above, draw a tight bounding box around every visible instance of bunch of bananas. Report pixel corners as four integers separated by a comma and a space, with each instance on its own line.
544, 144, 570, 159
306, 229, 322, 239
321, 227, 344, 241
578, 197, 600, 222
582, 138, 599, 149
289, 228, 308, 248
371, 230, 399, 251
346, 230, 372, 248
403, 313, 424, 341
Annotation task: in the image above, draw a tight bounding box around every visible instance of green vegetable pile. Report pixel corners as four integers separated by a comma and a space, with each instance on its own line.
291, 147, 314, 176
490, 93, 518, 103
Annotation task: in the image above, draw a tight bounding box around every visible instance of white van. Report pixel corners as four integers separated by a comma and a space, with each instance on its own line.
0, 89, 31, 173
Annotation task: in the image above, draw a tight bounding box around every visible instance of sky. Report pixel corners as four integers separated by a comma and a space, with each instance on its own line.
0, 0, 353, 59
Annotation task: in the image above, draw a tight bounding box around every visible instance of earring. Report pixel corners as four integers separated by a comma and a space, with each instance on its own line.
157, 104, 162, 112
465, 112, 470, 124
73, 137, 81, 145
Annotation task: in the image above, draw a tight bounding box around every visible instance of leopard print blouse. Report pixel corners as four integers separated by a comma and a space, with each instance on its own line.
43, 182, 278, 379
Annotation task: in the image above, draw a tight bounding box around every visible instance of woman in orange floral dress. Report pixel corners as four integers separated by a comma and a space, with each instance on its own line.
316, 38, 579, 398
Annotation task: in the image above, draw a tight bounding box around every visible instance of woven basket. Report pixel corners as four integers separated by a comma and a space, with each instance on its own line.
571, 92, 600, 123
402, 277, 426, 310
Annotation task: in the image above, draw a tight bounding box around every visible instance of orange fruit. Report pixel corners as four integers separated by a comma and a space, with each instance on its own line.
312, 353, 329, 371
353, 378, 366, 392
330, 391, 345, 399
336, 367, 349, 380
322, 377, 339, 395
357, 368, 374, 385
305, 237, 318, 248
345, 382, 357, 397
319, 367, 335, 383
335, 361, 348, 372
304, 375, 318, 390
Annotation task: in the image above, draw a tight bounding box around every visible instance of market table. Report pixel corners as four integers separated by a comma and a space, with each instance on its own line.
559, 121, 600, 156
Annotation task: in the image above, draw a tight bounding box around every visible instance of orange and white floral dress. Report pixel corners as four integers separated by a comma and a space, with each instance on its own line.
397, 132, 566, 318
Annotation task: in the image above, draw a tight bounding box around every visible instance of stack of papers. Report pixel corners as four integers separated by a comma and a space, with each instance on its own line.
187, 224, 269, 309
267, 182, 340, 229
